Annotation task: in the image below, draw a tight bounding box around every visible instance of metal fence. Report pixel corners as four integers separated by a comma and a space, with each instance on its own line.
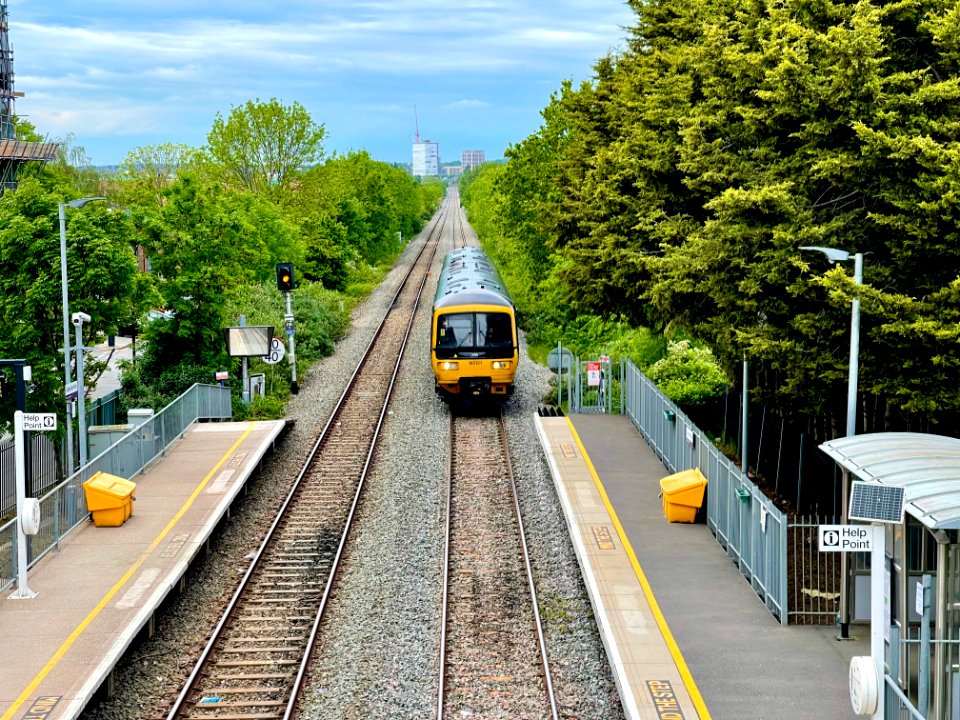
0, 390, 126, 517
0, 383, 232, 594
0, 432, 60, 516
86, 389, 122, 428
570, 358, 615, 414
621, 358, 789, 624
788, 515, 843, 624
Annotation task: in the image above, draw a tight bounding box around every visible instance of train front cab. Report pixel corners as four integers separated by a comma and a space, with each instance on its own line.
433, 305, 517, 402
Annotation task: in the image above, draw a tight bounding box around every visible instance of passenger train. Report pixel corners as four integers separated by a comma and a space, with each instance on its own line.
431, 247, 518, 403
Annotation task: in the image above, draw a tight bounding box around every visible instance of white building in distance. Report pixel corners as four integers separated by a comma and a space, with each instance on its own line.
461, 150, 485, 172
413, 140, 440, 177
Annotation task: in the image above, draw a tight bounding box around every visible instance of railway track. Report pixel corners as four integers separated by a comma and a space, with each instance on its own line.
438, 411, 559, 720
164, 200, 452, 720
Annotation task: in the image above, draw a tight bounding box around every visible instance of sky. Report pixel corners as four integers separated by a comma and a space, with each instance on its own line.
10, 1, 635, 168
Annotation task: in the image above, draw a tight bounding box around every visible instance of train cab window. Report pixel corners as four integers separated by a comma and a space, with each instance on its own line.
479, 313, 512, 350
436, 312, 513, 359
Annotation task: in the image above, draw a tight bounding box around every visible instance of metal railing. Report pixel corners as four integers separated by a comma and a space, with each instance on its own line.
621, 358, 789, 624
788, 515, 843, 624
0, 432, 60, 516
0, 383, 232, 594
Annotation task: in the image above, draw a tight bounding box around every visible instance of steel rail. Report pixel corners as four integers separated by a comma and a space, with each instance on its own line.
166, 198, 452, 720
497, 412, 560, 720
437, 410, 560, 720
284, 203, 447, 718
435, 411, 455, 720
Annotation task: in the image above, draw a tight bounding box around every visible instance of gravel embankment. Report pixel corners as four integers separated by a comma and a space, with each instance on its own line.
80, 225, 624, 720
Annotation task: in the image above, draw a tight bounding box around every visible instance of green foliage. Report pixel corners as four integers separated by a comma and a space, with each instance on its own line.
233, 393, 286, 421
646, 341, 731, 407
132, 172, 293, 377
207, 97, 326, 193
0, 178, 139, 434
282, 151, 441, 283
462, 0, 960, 431
343, 261, 387, 298
115, 143, 204, 207
118, 359, 214, 413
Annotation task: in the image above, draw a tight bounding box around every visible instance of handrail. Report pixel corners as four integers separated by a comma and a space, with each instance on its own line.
0, 383, 232, 593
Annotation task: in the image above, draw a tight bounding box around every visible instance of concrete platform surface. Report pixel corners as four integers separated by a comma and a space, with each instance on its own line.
545, 414, 868, 720
0, 420, 286, 720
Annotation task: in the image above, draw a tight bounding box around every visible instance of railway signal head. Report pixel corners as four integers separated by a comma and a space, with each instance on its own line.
276, 262, 294, 292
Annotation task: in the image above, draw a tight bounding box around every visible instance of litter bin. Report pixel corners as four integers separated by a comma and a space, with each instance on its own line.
659, 468, 707, 523
83, 472, 137, 527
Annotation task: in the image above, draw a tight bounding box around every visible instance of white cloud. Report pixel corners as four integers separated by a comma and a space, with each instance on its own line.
11, 1, 636, 163
449, 99, 490, 108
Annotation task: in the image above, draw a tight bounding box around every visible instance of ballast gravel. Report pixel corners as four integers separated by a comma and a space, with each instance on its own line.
79, 230, 624, 720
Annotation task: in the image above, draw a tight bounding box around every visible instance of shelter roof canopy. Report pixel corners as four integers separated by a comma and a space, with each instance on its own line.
820, 433, 960, 530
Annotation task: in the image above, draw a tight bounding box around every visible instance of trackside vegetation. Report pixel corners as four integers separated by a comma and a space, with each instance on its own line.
0, 98, 444, 442
460, 0, 960, 441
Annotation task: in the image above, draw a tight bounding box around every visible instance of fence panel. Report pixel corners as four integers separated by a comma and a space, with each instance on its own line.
0, 383, 232, 594
622, 358, 788, 623
1, 433, 60, 516
85, 389, 122, 428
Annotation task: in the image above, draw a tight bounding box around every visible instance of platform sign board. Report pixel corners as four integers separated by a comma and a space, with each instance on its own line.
819, 524, 877, 552
22, 413, 56, 432
586, 361, 601, 387
223, 325, 274, 358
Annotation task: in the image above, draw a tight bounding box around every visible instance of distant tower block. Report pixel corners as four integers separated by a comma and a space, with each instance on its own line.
0, 0, 58, 193
461, 150, 485, 172
412, 140, 440, 177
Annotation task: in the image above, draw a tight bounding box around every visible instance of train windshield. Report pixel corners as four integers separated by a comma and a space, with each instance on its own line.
436, 312, 513, 359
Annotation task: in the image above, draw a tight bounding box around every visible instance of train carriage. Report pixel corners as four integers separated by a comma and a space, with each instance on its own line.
432, 247, 518, 402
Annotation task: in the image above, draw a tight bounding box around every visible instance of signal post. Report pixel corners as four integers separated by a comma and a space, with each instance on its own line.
276, 263, 298, 394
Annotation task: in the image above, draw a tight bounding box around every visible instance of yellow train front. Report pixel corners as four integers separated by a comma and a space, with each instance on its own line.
432, 247, 518, 403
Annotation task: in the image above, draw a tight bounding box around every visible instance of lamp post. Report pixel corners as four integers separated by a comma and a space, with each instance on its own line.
801, 245, 863, 640
59, 197, 106, 474
72, 311, 92, 468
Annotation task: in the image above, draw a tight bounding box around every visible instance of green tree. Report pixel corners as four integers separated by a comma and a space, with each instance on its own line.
0, 178, 139, 432
116, 143, 203, 207
133, 172, 301, 379
207, 98, 326, 194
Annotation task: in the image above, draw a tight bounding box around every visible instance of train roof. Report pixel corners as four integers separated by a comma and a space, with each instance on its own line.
433, 247, 514, 310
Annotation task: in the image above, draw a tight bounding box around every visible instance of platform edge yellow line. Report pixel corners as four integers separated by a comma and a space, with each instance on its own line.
565, 417, 712, 720
2, 423, 257, 720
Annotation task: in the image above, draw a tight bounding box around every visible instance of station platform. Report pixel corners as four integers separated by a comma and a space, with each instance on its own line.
0, 419, 287, 720
536, 413, 868, 720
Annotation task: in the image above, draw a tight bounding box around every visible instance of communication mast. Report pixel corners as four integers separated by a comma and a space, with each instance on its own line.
414, 105, 420, 143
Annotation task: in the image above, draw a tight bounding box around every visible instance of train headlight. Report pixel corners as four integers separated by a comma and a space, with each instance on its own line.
441, 361, 458, 371
492, 361, 511, 370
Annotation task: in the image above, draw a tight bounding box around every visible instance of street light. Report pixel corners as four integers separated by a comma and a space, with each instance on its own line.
59, 197, 107, 475
801, 244, 863, 640
72, 311, 92, 468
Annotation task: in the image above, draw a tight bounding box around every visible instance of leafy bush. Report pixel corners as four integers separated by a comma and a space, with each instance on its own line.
118, 359, 215, 414
344, 261, 386, 298
646, 341, 730, 407
526, 312, 666, 369
233, 392, 286, 420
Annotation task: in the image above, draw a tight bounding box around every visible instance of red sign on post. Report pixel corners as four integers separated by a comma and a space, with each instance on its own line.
587, 361, 601, 387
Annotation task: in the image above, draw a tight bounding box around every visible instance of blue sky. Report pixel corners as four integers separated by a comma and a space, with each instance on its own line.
11, 1, 635, 168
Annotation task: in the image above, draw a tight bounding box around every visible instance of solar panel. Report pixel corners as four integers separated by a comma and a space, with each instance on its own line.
848, 481, 905, 524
